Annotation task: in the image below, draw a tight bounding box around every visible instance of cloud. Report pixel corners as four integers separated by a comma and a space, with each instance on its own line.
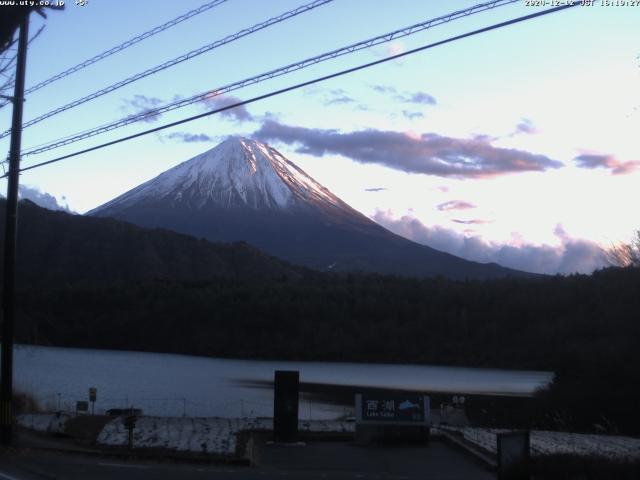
394, 91, 437, 106
437, 200, 476, 211
201, 93, 254, 122
371, 85, 437, 106
364, 187, 387, 192
323, 89, 355, 106
402, 110, 424, 120
19, 185, 74, 212
513, 118, 538, 135
325, 96, 355, 105
305, 88, 360, 108
164, 132, 214, 143
573, 153, 640, 175
372, 211, 608, 275
451, 219, 491, 225
370, 85, 397, 94
473, 134, 498, 142
122, 94, 164, 123
253, 120, 563, 179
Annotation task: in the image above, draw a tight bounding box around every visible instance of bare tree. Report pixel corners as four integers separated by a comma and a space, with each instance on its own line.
0, 40, 17, 99
0, 24, 44, 103
608, 230, 640, 267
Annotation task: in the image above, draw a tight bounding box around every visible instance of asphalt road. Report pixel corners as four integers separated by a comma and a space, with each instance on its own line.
0, 440, 495, 480
254, 438, 495, 479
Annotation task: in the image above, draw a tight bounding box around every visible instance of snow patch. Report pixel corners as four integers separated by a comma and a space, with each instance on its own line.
96, 416, 355, 456
18, 412, 354, 457
441, 426, 640, 461
17, 413, 71, 434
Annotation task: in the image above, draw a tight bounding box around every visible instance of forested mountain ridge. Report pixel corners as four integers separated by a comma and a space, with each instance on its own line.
0, 199, 302, 288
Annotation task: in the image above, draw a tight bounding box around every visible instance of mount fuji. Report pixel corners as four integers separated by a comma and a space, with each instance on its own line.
89, 137, 527, 279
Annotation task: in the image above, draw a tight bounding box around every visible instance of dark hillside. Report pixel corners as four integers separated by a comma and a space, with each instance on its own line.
0, 199, 302, 288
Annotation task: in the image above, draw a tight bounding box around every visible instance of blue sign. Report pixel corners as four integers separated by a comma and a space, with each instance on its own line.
360, 394, 425, 422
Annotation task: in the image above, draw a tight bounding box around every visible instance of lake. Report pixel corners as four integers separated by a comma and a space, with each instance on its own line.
14, 344, 553, 419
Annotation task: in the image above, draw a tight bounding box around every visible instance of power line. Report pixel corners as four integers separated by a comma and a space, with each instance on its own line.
0, 25, 45, 101
0, 0, 230, 109
4, 3, 579, 179
0, 0, 334, 140
20, 0, 520, 157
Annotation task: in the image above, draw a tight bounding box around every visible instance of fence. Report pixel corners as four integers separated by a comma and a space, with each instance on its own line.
24, 391, 353, 420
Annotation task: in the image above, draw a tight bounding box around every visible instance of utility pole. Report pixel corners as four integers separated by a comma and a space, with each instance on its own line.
1, 12, 30, 446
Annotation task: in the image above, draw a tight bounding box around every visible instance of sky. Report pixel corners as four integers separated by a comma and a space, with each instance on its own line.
1, 0, 639, 275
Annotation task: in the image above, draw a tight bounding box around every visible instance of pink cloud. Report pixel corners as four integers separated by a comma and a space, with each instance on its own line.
437, 200, 476, 211
372, 211, 607, 275
574, 153, 640, 175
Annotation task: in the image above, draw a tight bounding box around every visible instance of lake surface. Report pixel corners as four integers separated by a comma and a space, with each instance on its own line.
14, 345, 553, 419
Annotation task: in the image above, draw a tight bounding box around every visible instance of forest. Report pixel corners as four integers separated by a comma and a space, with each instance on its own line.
15, 265, 640, 435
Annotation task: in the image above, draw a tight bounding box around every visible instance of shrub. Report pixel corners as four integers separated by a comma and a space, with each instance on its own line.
14, 390, 40, 414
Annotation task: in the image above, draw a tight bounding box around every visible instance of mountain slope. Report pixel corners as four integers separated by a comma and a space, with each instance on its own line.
0, 199, 301, 288
89, 137, 531, 280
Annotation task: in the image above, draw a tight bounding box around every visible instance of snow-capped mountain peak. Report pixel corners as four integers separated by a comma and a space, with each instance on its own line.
95, 136, 342, 212
89, 136, 528, 279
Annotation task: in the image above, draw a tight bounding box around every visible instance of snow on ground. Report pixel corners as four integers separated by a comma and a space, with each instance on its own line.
18, 413, 354, 456
21, 412, 640, 460
98, 417, 245, 455
96, 417, 355, 456
11, 413, 355, 455
441, 426, 640, 461
17, 413, 71, 434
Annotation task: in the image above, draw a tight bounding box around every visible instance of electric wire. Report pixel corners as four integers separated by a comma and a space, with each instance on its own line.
0, 0, 334, 139
0, 25, 46, 104
0, 0, 230, 108
20, 0, 520, 157
2, 3, 579, 179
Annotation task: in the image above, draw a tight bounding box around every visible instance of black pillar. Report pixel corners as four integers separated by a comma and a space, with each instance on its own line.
0, 12, 29, 446
273, 370, 299, 442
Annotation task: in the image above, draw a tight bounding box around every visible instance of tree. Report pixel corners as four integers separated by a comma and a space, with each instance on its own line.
608, 230, 640, 267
